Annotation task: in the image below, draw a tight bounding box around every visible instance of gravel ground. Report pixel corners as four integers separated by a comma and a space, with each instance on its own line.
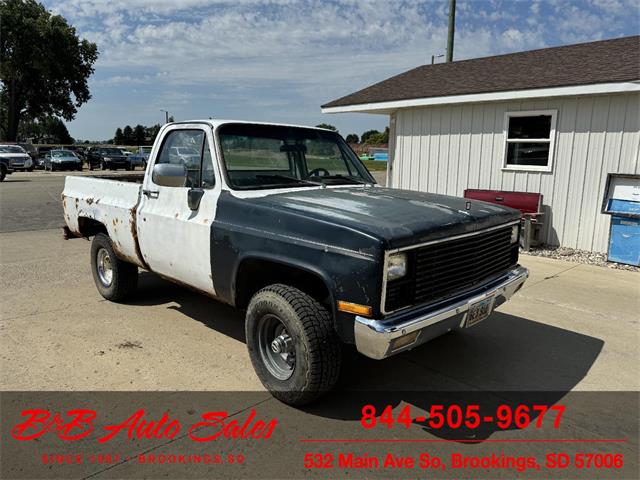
522, 246, 639, 272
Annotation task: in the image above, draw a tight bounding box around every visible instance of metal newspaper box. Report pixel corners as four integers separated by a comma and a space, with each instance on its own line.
601, 173, 640, 266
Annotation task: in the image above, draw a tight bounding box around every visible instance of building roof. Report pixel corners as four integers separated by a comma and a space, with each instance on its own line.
322, 36, 640, 111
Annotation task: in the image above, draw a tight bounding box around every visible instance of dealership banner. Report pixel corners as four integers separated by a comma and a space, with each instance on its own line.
1, 391, 637, 479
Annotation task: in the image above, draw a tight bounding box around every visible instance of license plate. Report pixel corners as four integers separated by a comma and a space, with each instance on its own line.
465, 296, 495, 328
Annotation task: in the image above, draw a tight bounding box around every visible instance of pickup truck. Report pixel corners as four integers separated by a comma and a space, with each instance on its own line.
129, 146, 153, 168
62, 120, 528, 405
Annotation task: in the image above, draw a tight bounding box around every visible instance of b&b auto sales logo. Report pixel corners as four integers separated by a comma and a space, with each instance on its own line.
12, 408, 276, 442
9, 408, 276, 466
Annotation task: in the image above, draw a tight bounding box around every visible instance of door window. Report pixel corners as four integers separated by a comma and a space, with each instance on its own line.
156, 129, 215, 188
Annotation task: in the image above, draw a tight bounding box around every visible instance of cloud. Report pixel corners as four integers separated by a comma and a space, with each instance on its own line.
41, 0, 639, 139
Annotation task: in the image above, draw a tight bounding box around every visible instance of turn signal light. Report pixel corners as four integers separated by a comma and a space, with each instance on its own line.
390, 330, 420, 351
337, 301, 372, 317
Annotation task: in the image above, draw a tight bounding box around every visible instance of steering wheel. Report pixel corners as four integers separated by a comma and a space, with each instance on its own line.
308, 167, 331, 177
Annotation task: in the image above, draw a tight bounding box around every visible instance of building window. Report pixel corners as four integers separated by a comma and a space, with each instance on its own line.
503, 110, 557, 172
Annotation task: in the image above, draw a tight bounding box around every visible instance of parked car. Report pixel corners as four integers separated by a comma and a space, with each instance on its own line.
44, 149, 83, 171
0, 144, 33, 175
0, 152, 15, 182
18, 143, 38, 168
129, 146, 152, 169
62, 120, 528, 406
37, 146, 56, 168
86, 147, 132, 171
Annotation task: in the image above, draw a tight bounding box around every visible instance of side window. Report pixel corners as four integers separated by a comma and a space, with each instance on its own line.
156, 129, 215, 188
503, 110, 556, 172
201, 141, 215, 188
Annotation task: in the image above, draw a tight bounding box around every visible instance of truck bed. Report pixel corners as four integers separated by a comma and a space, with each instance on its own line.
62, 176, 145, 267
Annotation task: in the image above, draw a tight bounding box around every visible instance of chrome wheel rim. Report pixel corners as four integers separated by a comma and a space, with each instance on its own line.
258, 314, 295, 380
96, 248, 113, 287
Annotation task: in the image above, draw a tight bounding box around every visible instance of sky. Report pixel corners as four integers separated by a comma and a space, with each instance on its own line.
42, 0, 639, 141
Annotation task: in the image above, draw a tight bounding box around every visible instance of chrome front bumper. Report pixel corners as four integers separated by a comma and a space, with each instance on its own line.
354, 266, 529, 360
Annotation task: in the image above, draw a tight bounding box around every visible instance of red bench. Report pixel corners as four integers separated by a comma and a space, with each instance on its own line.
464, 189, 544, 251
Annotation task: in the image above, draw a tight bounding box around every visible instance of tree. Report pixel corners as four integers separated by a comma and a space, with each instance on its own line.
345, 133, 359, 144
361, 127, 389, 144
146, 124, 161, 144
114, 128, 124, 145
122, 125, 133, 145
315, 123, 337, 131
133, 124, 145, 145
18, 115, 72, 143
45, 117, 73, 144
360, 129, 380, 144
0, 0, 98, 141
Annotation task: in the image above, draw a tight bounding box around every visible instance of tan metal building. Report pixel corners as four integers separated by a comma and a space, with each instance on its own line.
322, 36, 640, 252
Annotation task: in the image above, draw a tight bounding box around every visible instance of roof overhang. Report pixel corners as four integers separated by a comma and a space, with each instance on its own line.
321, 81, 640, 114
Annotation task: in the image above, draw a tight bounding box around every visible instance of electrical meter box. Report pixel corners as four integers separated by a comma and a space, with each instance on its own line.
601, 173, 640, 266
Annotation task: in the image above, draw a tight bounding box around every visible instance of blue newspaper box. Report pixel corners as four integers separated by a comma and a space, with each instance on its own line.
601, 174, 640, 266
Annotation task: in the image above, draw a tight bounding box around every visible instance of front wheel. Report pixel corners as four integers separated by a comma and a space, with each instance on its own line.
246, 284, 342, 406
0, 166, 6, 182
90, 233, 138, 302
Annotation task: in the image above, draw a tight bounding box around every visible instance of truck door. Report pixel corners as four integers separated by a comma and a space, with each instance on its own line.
136, 124, 220, 295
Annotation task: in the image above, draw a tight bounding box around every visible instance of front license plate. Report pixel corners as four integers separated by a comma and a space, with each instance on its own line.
465, 296, 495, 328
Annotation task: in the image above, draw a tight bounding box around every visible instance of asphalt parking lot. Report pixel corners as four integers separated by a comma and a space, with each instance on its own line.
1, 169, 637, 393
1, 169, 638, 478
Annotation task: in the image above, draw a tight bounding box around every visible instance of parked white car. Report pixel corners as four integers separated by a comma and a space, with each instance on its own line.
0, 144, 34, 175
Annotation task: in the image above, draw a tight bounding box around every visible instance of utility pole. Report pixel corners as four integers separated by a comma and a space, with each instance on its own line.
160, 109, 169, 124
446, 0, 456, 62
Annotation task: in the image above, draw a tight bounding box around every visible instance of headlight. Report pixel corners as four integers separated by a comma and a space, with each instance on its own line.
510, 224, 519, 244
104, 157, 111, 161
387, 252, 408, 281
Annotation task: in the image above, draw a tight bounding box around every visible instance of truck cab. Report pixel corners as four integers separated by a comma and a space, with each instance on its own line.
62, 120, 528, 405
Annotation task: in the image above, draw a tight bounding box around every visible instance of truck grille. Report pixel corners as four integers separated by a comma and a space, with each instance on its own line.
384, 224, 519, 313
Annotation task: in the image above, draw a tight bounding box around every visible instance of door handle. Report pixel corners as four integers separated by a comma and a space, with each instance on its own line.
142, 189, 159, 198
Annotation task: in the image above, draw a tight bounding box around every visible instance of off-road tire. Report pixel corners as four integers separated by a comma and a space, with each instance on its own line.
90, 233, 138, 302
246, 284, 342, 406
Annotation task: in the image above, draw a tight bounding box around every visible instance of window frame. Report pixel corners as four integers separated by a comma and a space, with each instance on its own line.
215, 123, 375, 191
153, 128, 215, 189
502, 109, 557, 173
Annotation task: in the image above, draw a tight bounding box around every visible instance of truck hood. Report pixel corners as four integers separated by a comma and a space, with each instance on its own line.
247, 186, 520, 249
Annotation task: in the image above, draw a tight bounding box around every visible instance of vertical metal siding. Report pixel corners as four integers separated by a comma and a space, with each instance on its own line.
391, 92, 640, 252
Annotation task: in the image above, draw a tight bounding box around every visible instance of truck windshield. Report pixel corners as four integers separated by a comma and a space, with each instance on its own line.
218, 123, 374, 190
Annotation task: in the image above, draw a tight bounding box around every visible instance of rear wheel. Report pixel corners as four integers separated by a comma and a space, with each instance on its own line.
246, 284, 342, 406
90, 233, 138, 302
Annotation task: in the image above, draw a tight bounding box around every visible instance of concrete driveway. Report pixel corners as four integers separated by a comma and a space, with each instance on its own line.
0, 171, 637, 393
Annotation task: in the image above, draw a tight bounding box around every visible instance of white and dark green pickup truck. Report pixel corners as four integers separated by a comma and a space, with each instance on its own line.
62, 120, 528, 405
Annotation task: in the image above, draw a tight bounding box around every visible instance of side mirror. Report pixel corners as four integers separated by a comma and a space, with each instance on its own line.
152, 163, 187, 187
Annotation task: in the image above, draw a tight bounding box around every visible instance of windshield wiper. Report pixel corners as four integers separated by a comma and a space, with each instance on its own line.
255, 174, 324, 187
318, 174, 370, 185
